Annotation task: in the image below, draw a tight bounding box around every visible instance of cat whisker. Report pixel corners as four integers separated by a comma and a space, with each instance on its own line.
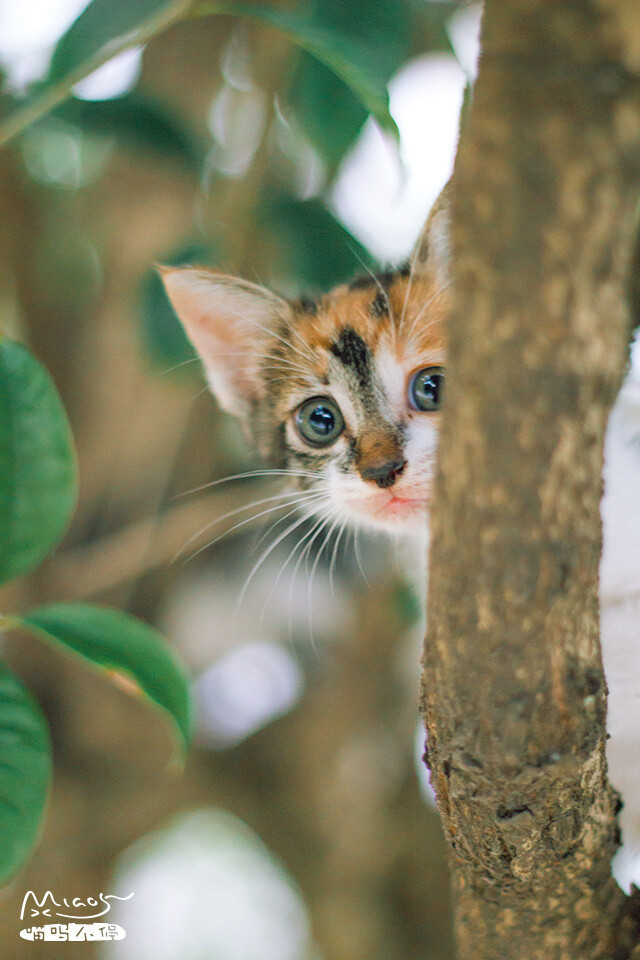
212, 351, 312, 376
286, 510, 332, 640
259, 497, 332, 629
329, 515, 349, 595
347, 243, 395, 327
160, 356, 202, 376
408, 281, 451, 339
250, 493, 316, 555
175, 469, 320, 499
306, 508, 342, 642
353, 525, 370, 587
179, 490, 326, 563
190, 386, 212, 403
233, 501, 329, 631
399, 225, 429, 336
221, 302, 316, 366
286, 319, 322, 359
177, 488, 318, 554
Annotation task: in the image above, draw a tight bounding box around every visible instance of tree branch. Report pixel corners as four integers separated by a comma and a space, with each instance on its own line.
421, 1, 640, 956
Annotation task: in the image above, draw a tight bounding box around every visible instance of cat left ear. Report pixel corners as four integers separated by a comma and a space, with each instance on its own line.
159, 267, 292, 417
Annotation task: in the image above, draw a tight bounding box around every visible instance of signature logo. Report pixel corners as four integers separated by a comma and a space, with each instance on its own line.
19, 890, 132, 942
20, 923, 125, 942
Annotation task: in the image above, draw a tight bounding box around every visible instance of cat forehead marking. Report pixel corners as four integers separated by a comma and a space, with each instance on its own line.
293, 271, 448, 360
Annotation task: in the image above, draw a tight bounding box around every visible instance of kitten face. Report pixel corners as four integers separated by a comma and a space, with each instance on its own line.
161, 234, 449, 533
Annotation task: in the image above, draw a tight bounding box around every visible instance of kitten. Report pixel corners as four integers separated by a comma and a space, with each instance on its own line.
159, 200, 449, 534
161, 196, 640, 890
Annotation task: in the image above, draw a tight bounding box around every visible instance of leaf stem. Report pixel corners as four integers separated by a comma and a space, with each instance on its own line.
0, 0, 193, 149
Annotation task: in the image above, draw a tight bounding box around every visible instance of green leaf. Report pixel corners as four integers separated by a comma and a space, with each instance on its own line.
52, 94, 206, 171
0, 0, 192, 147
0, 662, 52, 885
288, 57, 367, 178
193, 1, 399, 144
20, 605, 192, 753
287, 0, 411, 174
48, 0, 185, 84
0, 0, 399, 152
261, 193, 375, 291
0, 339, 77, 585
410, 0, 461, 57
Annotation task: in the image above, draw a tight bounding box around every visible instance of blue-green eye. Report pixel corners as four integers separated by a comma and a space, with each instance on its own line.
294, 397, 345, 447
409, 367, 444, 412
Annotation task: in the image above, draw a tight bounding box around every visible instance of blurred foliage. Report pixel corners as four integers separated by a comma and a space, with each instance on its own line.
0, 338, 191, 882
46, 0, 189, 86
259, 190, 375, 291
0, 340, 77, 585
0, 0, 469, 956
0, 0, 401, 148
21, 604, 192, 752
0, 663, 52, 886
109, 808, 314, 959
288, 0, 412, 175
53, 94, 206, 171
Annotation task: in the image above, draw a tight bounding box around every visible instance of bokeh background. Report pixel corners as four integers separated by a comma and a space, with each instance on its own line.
0, 2, 480, 957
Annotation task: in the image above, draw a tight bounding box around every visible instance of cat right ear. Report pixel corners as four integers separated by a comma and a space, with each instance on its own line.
159, 267, 291, 417
413, 185, 451, 287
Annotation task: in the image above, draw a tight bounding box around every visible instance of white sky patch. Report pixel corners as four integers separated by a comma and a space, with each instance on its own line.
448, 3, 482, 80
330, 54, 467, 263
73, 46, 143, 100
0, 0, 88, 88
106, 809, 314, 960
0, 0, 140, 99
193, 642, 304, 747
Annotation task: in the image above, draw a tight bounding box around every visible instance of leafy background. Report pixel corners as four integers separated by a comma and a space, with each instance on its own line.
0, 0, 475, 957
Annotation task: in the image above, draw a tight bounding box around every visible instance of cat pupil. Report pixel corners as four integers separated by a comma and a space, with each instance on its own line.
310, 407, 334, 435
294, 396, 345, 447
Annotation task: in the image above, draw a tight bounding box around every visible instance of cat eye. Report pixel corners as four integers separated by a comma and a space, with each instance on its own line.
409, 367, 445, 412
294, 396, 345, 448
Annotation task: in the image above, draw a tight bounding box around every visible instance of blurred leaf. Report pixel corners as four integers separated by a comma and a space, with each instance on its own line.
410, 0, 461, 57
0, 0, 400, 151
140, 243, 215, 367
287, 0, 411, 174
20, 604, 192, 755
287, 58, 367, 178
392, 580, 423, 627
0, 0, 192, 147
52, 94, 206, 171
0, 662, 52, 885
194, 1, 400, 145
261, 193, 375, 291
48, 0, 189, 84
0, 339, 77, 585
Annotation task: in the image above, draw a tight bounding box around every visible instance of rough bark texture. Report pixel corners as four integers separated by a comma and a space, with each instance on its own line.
421, 1, 640, 957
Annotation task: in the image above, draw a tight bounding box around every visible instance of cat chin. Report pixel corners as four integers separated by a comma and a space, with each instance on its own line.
344, 497, 431, 533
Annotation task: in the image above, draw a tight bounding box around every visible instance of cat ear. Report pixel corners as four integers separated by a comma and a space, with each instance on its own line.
159, 267, 291, 416
413, 185, 451, 286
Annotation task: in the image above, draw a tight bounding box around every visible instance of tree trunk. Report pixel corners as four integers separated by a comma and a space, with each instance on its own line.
421, 1, 640, 957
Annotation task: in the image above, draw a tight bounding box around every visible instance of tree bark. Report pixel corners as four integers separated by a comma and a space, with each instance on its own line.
421, 1, 640, 957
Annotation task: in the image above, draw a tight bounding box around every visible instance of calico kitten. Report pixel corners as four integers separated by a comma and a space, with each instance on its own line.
161, 196, 640, 890
159, 202, 449, 534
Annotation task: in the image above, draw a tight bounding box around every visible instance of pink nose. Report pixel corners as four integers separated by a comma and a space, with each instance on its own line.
359, 457, 407, 489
